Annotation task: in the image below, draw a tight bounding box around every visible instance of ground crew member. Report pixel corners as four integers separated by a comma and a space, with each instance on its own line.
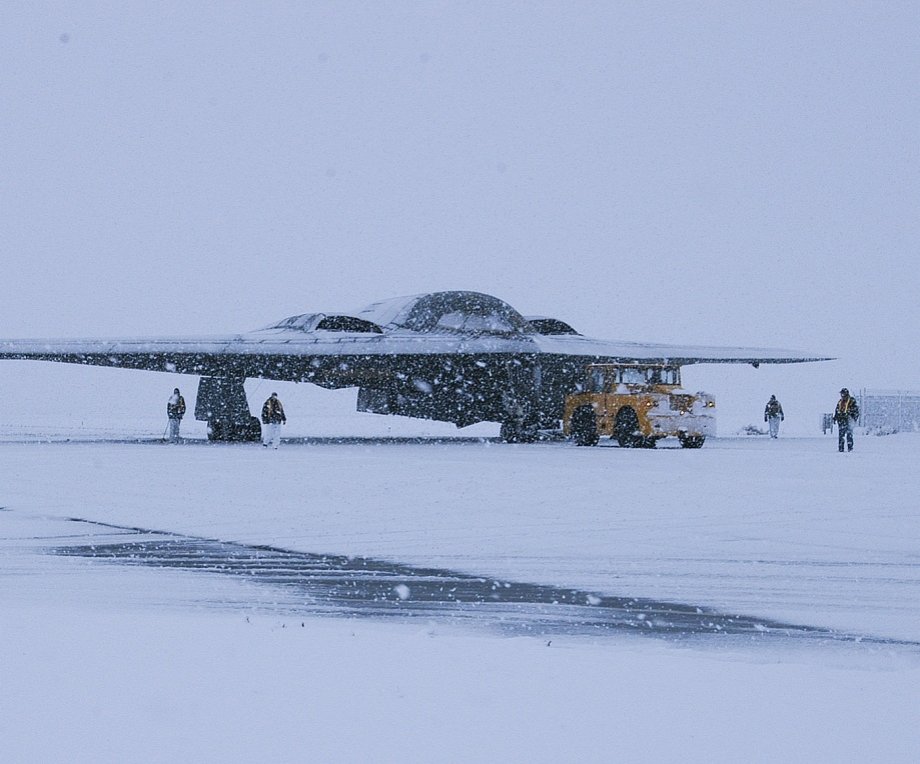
166, 388, 186, 443
261, 392, 286, 449
833, 388, 859, 452
763, 395, 784, 439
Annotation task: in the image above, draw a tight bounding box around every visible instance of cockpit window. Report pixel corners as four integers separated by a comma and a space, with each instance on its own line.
267, 314, 383, 333
525, 318, 580, 336
272, 314, 319, 331
316, 316, 383, 333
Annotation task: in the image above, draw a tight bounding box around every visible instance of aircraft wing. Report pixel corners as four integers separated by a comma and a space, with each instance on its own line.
0, 330, 542, 381
0, 331, 831, 370
0, 330, 827, 378
530, 334, 830, 366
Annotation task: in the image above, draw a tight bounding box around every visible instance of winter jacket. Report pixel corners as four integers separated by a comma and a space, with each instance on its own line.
833, 395, 859, 424
167, 394, 186, 420
261, 396, 287, 425
764, 398, 784, 421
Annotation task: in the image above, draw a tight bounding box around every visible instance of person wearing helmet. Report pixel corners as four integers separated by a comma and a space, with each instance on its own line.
763, 394, 784, 439
166, 387, 186, 443
261, 392, 287, 449
833, 388, 859, 452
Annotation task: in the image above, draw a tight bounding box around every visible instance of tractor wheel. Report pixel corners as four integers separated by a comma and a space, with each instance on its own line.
614, 408, 643, 448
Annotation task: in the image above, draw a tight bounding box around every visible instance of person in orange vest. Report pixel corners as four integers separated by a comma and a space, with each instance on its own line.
833, 388, 860, 452
166, 388, 186, 443
261, 392, 287, 449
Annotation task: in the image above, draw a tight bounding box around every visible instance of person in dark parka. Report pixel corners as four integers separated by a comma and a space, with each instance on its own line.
763, 395, 784, 439
261, 392, 287, 449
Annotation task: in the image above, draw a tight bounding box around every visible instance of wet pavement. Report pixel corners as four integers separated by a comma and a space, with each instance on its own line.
35, 514, 913, 647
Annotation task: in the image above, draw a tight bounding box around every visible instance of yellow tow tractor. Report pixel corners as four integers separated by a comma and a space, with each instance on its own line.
563, 363, 715, 448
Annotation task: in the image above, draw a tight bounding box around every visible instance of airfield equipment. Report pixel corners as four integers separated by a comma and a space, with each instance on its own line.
563, 363, 715, 448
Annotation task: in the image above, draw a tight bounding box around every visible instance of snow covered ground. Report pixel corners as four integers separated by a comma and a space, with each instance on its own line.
2, 366, 919, 762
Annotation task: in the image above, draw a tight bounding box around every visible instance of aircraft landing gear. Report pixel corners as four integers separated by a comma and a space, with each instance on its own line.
207, 416, 262, 442
196, 377, 262, 442
500, 419, 539, 443
500, 389, 540, 443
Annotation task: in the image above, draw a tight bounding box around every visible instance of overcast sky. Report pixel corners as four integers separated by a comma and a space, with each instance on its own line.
2, 2, 918, 422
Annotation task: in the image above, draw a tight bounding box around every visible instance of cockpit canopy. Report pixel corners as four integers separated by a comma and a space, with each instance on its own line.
266, 292, 578, 338
359, 291, 532, 335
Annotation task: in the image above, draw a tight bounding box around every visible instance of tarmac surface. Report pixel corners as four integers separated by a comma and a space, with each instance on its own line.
3, 509, 910, 647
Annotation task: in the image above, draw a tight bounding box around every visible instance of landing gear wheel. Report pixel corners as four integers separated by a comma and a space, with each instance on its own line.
500, 420, 538, 443
679, 434, 705, 449
614, 408, 643, 448
245, 416, 263, 442
207, 420, 224, 441
207, 417, 263, 442
571, 407, 599, 446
